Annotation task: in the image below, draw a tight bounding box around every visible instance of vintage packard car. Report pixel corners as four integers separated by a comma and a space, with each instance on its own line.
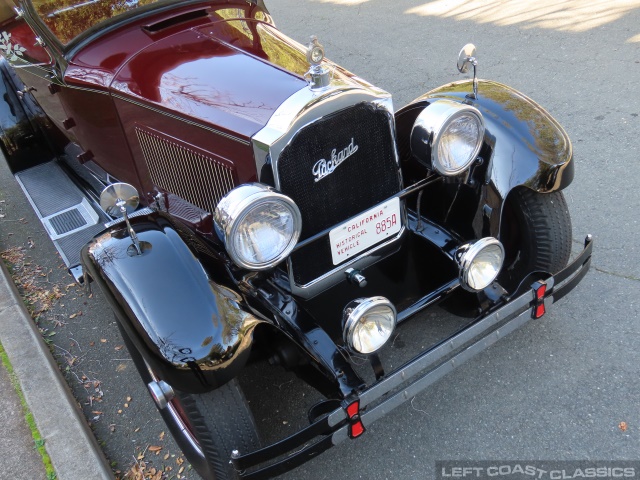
0, 0, 592, 478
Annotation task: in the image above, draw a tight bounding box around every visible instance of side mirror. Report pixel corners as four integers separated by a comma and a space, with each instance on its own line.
100, 183, 143, 255
457, 43, 479, 99
100, 183, 139, 218
457, 43, 477, 74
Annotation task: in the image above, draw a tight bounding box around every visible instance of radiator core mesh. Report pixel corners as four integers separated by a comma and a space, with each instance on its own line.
136, 128, 235, 213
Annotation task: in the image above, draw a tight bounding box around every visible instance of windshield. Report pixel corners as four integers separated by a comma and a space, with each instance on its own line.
31, 0, 162, 45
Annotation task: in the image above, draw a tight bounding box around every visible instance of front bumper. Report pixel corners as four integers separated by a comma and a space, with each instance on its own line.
232, 235, 593, 479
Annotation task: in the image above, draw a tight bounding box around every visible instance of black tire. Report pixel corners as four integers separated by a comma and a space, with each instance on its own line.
118, 324, 260, 480
499, 188, 572, 290
177, 384, 261, 480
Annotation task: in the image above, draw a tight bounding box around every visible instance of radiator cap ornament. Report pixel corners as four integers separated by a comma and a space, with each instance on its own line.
306, 35, 330, 90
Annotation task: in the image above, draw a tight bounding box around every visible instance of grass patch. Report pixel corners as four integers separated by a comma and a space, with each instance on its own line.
0, 341, 57, 479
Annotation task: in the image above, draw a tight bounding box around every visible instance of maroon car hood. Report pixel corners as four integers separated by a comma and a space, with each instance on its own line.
111, 27, 307, 140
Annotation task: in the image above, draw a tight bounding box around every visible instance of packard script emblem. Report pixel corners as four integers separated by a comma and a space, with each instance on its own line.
312, 138, 358, 182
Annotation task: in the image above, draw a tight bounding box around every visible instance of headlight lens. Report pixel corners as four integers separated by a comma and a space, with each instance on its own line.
411, 99, 485, 176
214, 184, 301, 270
343, 297, 397, 354
456, 238, 505, 291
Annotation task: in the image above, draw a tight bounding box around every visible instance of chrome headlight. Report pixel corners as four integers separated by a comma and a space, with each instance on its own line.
343, 297, 397, 354
214, 184, 302, 270
455, 237, 505, 291
411, 99, 485, 176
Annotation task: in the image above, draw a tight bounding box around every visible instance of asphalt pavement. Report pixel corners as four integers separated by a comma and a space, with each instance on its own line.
0, 1, 638, 479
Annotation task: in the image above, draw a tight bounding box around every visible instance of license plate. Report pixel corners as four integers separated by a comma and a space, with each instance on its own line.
329, 197, 401, 265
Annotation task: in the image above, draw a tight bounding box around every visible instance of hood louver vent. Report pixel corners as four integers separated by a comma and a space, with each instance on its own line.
136, 127, 235, 214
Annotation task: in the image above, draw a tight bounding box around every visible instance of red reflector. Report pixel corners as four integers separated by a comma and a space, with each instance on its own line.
346, 401, 359, 418
350, 420, 365, 438
536, 284, 546, 300
535, 303, 546, 319
345, 400, 366, 439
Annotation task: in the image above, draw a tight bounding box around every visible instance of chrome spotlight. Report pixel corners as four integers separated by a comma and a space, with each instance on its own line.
455, 238, 505, 291
343, 297, 397, 354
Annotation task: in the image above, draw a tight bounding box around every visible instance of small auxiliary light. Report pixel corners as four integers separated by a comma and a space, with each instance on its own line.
455, 238, 504, 292
342, 297, 397, 355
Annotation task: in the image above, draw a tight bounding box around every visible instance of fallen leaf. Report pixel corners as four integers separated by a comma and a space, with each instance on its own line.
159, 431, 165, 441
100, 338, 107, 343
124, 403, 129, 408
148, 445, 162, 452
127, 396, 132, 402
135, 427, 140, 433
118, 409, 122, 414
163, 453, 170, 460
114, 345, 124, 351
619, 421, 628, 432
179, 466, 185, 474
89, 341, 95, 347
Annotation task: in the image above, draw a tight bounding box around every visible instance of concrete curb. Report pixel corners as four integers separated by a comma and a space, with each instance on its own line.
0, 260, 113, 480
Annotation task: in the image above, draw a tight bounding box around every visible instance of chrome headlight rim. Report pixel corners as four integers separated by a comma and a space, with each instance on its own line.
411, 99, 485, 176
456, 237, 505, 292
343, 296, 397, 355
214, 183, 302, 271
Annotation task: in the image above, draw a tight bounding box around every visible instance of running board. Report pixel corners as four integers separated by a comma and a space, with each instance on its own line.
15, 161, 110, 275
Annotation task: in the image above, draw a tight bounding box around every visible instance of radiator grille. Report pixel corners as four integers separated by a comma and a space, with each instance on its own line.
277, 102, 401, 285
136, 128, 235, 213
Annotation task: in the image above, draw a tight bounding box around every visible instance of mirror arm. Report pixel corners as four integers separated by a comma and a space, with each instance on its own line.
471, 59, 478, 100
118, 201, 142, 255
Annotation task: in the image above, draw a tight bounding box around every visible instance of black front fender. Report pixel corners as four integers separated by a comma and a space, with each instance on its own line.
0, 59, 52, 171
422, 79, 574, 195
81, 213, 263, 393
396, 79, 574, 237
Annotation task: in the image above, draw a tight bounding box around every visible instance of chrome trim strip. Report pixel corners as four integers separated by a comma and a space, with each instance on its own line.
251, 76, 393, 185
104, 207, 154, 228
112, 94, 251, 145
